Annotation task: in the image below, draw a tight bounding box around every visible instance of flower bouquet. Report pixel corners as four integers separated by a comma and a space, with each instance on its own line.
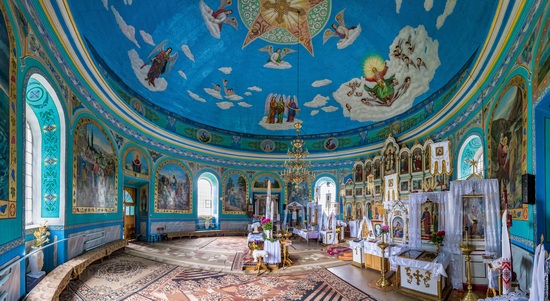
430, 230, 446, 252
34, 221, 50, 248
261, 217, 273, 230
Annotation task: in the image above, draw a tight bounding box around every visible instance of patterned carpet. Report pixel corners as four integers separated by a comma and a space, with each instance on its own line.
61, 253, 377, 301
126, 237, 348, 274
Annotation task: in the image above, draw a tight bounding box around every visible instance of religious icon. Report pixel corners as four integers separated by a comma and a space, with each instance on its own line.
463, 196, 485, 240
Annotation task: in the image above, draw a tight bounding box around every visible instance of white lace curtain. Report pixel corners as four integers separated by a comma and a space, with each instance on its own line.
408, 191, 449, 250
448, 179, 501, 289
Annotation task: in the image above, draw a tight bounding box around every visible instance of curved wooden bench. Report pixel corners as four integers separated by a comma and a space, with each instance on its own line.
25, 239, 127, 301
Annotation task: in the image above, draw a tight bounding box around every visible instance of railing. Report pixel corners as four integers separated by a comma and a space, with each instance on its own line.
0, 230, 115, 301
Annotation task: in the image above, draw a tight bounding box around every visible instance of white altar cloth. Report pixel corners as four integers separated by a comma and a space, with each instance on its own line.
363, 241, 407, 257
348, 239, 364, 249
263, 240, 281, 264
391, 250, 451, 278
247, 233, 264, 242
293, 229, 319, 245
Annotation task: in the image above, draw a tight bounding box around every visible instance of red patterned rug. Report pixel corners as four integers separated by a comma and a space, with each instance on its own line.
326, 245, 352, 256
61, 253, 377, 300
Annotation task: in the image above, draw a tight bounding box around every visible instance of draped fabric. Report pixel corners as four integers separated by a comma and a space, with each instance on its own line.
263, 240, 281, 264
408, 191, 448, 250
283, 202, 304, 230
448, 179, 501, 290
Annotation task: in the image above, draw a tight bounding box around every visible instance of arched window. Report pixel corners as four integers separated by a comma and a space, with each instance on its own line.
457, 134, 484, 179
197, 178, 213, 216
24, 122, 35, 226
25, 109, 42, 227
197, 172, 219, 229
315, 177, 336, 214
24, 74, 66, 227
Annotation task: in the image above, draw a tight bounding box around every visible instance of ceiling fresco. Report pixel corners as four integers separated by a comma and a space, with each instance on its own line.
66, 0, 497, 137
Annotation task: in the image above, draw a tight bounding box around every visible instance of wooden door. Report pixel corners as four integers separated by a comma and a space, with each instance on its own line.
123, 187, 136, 239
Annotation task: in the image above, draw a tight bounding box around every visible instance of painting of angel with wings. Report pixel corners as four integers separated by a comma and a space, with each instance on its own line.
322, 9, 361, 49
141, 40, 178, 87
258, 45, 296, 69
199, 0, 238, 39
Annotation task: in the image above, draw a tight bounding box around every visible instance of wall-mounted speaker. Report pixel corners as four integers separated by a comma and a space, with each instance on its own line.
522, 174, 535, 204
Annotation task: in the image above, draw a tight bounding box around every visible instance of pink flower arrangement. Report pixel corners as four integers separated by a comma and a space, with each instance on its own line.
381, 225, 390, 233
261, 217, 271, 225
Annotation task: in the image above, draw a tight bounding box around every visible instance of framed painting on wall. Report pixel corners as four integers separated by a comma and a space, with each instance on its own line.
73, 118, 118, 213
488, 76, 527, 219
154, 160, 192, 213
124, 147, 149, 178
420, 200, 439, 239
391, 216, 404, 240
345, 188, 353, 197
372, 220, 383, 238
222, 171, 248, 214
355, 187, 363, 197
412, 179, 423, 192
462, 195, 485, 241
400, 180, 409, 192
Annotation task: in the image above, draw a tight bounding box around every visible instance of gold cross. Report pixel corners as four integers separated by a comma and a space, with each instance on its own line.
263, 0, 302, 24
412, 269, 424, 285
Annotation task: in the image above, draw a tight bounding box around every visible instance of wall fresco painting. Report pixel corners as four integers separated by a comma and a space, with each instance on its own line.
0, 8, 15, 219
252, 175, 280, 190
124, 147, 149, 178
287, 181, 311, 206
488, 76, 527, 219
222, 171, 248, 214
155, 161, 192, 213
73, 118, 118, 213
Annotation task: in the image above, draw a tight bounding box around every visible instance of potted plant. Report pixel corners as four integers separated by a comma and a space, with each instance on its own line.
29, 221, 50, 276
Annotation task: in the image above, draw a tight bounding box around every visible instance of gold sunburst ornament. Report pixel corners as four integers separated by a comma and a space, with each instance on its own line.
242, 0, 325, 55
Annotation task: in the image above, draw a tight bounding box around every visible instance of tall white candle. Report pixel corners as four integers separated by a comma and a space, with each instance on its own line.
267, 180, 271, 196
270, 201, 274, 222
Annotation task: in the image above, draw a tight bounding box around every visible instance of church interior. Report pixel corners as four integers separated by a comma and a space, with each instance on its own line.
0, 0, 549, 300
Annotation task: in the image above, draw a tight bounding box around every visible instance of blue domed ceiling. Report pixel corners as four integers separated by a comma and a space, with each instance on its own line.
66, 0, 497, 137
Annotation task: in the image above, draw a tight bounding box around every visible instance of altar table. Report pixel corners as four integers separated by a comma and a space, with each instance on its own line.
292, 229, 319, 245
247, 233, 264, 242
392, 250, 451, 301
263, 240, 281, 265
363, 241, 407, 272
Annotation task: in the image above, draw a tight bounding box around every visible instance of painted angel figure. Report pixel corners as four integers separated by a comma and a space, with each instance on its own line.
199, 0, 238, 39
258, 45, 296, 69
322, 9, 362, 49
141, 40, 178, 87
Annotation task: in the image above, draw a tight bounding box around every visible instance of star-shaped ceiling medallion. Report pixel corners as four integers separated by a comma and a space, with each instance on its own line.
242, 0, 326, 56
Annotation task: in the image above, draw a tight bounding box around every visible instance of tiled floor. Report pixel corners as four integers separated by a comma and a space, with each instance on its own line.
328, 264, 486, 301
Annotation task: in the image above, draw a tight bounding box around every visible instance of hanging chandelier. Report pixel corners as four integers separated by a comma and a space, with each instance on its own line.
282, 122, 314, 185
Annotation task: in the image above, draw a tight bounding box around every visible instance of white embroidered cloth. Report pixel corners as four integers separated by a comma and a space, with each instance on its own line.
391, 250, 451, 278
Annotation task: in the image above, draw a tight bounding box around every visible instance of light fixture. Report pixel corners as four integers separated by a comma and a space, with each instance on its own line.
281, 122, 314, 186
281, 10, 313, 186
